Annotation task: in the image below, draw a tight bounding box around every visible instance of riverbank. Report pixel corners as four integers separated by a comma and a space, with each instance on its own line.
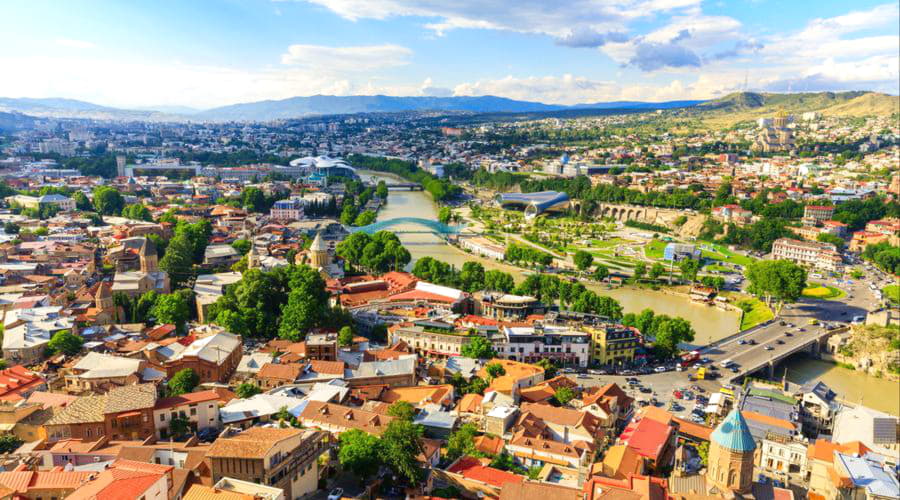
359, 169, 741, 340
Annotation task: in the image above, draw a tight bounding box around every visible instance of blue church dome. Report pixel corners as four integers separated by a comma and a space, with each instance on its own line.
711, 410, 756, 453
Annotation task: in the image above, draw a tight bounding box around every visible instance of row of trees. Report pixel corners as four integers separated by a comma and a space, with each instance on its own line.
862, 242, 900, 275
504, 243, 554, 267
744, 259, 807, 312
410, 258, 515, 294
159, 219, 213, 288
513, 273, 624, 318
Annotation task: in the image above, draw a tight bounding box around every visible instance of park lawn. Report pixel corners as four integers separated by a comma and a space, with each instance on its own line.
644, 239, 668, 260
701, 243, 756, 268
802, 283, 846, 300
724, 293, 774, 330
704, 264, 733, 273
883, 284, 900, 304
591, 238, 626, 249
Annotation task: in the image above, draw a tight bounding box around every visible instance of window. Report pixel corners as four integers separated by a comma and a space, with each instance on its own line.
159, 414, 166, 422
190, 408, 197, 416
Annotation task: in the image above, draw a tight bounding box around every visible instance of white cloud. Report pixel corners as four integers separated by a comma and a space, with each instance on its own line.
298, 0, 699, 38
280, 44, 412, 71
55, 38, 96, 49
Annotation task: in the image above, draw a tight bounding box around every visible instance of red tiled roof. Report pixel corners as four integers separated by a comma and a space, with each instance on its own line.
309, 360, 345, 375
620, 417, 673, 461
0, 365, 45, 402
447, 456, 524, 487
154, 389, 224, 410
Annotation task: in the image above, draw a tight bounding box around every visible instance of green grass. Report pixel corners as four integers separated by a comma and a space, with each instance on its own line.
883, 284, 900, 304
727, 294, 774, 330
700, 243, 755, 268
644, 239, 667, 260
802, 283, 847, 300
704, 264, 733, 273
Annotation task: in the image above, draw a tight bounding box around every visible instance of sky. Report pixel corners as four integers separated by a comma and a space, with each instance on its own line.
0, 0, 897, 109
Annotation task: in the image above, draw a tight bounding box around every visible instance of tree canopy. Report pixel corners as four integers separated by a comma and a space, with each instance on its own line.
46, 330, 84, 356
460, 336, 496, 359
745, 259, 807, 310
167, 368, 199, 396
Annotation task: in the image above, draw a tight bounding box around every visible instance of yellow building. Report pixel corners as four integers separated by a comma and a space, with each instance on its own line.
586, 325, 640, 366
0, 401, 51, 443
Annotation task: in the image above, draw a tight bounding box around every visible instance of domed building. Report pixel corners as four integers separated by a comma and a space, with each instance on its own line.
707, 409, 756, 494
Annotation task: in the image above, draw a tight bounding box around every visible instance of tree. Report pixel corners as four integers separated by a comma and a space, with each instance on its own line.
679, 259, 700, 283
151, 293, 191, 333
485, 362, 506, 380
817, 232, 845, 250
381, 420, 424, 484
168, 416, 191, 440
159, 234, 194, 288
653, 317, 696, 358
697, 441, 710, 466
593, 264, 609, 281
571, 290, 623, 319
438, 206, 452, 225
231, 239, 252, 255
338, 326, 354, 347
459, 262, 485, 293
235, 382, 262, 399
167, 368, 199, 396
71, 191, 92, 211
353, 210, 377, 226
461, 336, 496, 359
465, 377, 489, 395
0, 434, 23, 453
633, 262, 646, 282
278, 266, 330, 341
649, 262, 665, 281
574, 250, 594, 272
745, 260, 808, 310
536, 358, 557, 378
387, 401, 416, 421
446, 423, 479, 461
375, 180, 389, 199
338, 429, 382, 480
121, 203, 152, 221
554, 387, 576, 406
134, 290, 159, 323
241, 187, 267, 213
46, 330, 84, 356
92, 186, 124, 215
483, 270, 515, 293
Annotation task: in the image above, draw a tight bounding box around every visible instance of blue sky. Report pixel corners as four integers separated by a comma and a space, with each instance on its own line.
0, 0, 897, 108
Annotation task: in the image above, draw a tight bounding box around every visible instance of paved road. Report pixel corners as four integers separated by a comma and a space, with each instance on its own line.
700, 274, 883, 381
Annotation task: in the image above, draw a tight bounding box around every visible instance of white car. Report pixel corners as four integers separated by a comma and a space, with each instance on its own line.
327, 488, 344, 500
654, 366, 667, 373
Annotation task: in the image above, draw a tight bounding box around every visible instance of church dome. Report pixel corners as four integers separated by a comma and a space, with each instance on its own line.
711, 410, 756, 453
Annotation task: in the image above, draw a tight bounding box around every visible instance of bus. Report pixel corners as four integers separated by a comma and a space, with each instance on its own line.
680, 350, 700, 368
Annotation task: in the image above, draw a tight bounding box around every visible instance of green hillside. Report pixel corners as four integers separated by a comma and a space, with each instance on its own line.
688, 91, 897, 128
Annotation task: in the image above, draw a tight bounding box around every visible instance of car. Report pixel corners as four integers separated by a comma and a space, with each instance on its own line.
773, 480, 785, 488
747, 339, 756, 345
327, 488, 344, 500
730, 366, 740, 373
737, 339, 747, 345
673, 390, 683, 399
784, 332, 793, 337
691, 415, 706, 423
561, 368, 575, 374
640, 387, 652, 393
779, 320, 786, 326
776, 339, 785, 345
588, 369, 604, 375
690, 385, 704, 392
764, 345, 774, 351
796, 327, 805, 332
654, 366, 667, 373
628, 379, 640, 385
577, 374, 590, 379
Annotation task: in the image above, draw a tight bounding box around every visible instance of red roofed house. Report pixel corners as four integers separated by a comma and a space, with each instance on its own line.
67, 459, 172, 500
442, 456, 524, 498
152, 389, 224, 440
618, 416, 675, 471
0, 365, 46, 402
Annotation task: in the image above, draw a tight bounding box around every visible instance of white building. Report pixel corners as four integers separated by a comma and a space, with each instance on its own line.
153, 389, 222, 439
771, 238, 843, 272
459, 236, 506, 260
495, 325, 591, 368
760, 433, 809, 476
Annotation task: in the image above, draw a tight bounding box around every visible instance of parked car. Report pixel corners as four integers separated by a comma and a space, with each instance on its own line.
764, 345, 774, 351
328, 488, 344, 500
776, 339, 785, 345
654, 366, 667, 373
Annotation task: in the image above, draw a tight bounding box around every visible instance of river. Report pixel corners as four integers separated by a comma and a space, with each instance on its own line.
359, 169, 896, 414
360, 170, 739, 342
775, 356, 899, 416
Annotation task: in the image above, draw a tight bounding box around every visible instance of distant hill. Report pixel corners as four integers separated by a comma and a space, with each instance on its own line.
193, 95, 702, 121
0, 95, 703, 122
690, 91, 897, 127
0, 111, 35, 132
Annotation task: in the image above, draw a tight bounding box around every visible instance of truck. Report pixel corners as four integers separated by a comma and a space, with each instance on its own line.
680, 350, 701, 368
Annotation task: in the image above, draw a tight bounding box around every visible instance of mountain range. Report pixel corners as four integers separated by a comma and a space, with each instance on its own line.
0, 95, 702, 122
0, 91, 895, 124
